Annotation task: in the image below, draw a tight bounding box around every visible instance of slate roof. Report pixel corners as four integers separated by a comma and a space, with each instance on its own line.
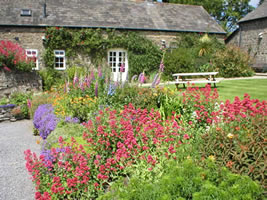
0, 0, 226, 34
239, 0, 267, 23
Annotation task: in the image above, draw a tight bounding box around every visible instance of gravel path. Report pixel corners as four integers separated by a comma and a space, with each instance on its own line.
0, 120, 40, 200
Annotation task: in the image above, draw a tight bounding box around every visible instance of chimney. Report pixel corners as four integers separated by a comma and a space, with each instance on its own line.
43, 0, 47, 18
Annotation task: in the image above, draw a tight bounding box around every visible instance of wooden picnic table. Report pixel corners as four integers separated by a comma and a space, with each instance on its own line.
172, 72, 220, 88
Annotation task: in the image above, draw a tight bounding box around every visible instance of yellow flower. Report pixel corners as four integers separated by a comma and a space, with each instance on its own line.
227, 133, 234, 139
208, 155, 215, 161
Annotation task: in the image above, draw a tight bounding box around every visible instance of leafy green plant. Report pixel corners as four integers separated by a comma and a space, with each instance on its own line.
212, 45, 254, 77
99, 159, 263, 200
39, 68, 63, 90
163, 47, 195, 80
44, 122, 86, 150
9, 92, 32, 118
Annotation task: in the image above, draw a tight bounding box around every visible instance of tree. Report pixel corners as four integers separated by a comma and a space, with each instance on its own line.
168, 0, 254, 33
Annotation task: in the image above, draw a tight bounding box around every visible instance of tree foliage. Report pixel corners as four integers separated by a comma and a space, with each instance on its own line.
168, 0, 254, 32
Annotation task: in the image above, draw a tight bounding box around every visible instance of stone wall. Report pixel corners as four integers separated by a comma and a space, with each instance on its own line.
0, 104, 16, 122
0, 70, 42, 99
227, 18, 267, 70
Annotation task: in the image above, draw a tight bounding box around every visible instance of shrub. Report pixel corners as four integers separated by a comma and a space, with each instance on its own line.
99, 159, 263, 200
0, 40, 34, 72
9, 92, 32, 119
212, 45, 254, 77
163, 47, 195, 80
199, 95, 267, 186
33, 104, 58, 139
38, 68, 63, 91
43, 122, 85, 150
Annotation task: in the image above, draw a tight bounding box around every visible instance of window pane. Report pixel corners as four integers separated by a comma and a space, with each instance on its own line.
109, 52, 112, 56
60, 63, 64, 67
113, 52, 116, 56
119, 52, 122, 56
60, 57, 64, 62
55, 57, 59, 62
32, 51, 37, 55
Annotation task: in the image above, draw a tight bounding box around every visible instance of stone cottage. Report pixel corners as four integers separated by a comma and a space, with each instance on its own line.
226, 1, 267, 72
0, 0, 226, 82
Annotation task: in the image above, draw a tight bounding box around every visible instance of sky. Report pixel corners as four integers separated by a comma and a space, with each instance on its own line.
249, 0, 260, 7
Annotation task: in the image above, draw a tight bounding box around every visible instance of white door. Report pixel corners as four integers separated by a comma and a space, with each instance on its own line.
108, 49, 128, 82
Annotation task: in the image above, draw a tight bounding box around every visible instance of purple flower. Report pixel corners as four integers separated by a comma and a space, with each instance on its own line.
98, 66, 102, 78
64, 116, 80, 123
90, 70, 95, 81
85, 76, 91, 88
151, 73, 159, 88
33, 104, 58, 139
0, 104, 16, 108
159, 60, 164, 72
41, 147, 67, 166
95, 81, 98, 97
131, 75, 138, 83
138, 72, 145, 84
73, 74, 79, 86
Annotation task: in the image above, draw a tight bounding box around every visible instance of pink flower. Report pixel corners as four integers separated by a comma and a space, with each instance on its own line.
183, 134, 189, 140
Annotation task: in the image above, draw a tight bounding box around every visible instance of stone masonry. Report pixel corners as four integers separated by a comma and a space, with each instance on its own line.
0, 69, 42, 99
227, 18, 267, 71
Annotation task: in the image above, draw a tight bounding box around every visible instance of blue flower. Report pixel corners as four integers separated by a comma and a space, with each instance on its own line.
33, 104, 58, 139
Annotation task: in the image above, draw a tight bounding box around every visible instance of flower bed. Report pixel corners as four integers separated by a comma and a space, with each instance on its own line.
25, 81, 266, 199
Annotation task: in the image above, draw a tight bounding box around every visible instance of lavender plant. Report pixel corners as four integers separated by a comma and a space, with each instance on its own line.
33, 104, 58, 139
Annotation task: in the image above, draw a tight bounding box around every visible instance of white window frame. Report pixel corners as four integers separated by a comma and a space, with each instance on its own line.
54, 50, 66, 70
26, 49, 39, 70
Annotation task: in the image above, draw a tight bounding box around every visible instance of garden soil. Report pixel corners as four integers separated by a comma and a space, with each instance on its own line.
0, 120, 39, 200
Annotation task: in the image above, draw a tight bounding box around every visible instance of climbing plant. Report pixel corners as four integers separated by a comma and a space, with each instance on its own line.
43, 27, 162, 78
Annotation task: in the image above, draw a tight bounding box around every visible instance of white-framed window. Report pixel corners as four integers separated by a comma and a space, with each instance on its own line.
26, 49, 39, 70
54, 50, 66, 70
107, 49, 128, 82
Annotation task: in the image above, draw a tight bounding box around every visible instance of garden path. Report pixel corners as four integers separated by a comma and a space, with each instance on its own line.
0, 120, 39, 200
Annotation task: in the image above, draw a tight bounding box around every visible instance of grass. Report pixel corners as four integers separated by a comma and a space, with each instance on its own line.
166, 78, 267, 102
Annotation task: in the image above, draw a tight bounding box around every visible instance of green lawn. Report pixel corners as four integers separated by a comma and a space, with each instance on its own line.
167, 78, 267, 102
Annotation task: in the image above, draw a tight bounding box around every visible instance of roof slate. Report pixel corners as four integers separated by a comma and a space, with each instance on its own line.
239, 1, 267, 23
0, 0, 226, 34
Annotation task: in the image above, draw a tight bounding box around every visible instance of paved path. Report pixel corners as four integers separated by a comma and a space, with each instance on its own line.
0, 120, 40, 200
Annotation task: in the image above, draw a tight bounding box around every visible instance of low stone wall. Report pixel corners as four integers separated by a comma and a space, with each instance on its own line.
0, 70, 42, 99
0, 104, 16, 122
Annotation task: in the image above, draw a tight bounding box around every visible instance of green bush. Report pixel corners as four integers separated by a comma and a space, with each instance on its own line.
9, 92, 32, 118
212, 45, 254, 77
99, 160, 263, 200
163, 47, 195, 80
38, 68, 63, 90
44, 122, 86, 149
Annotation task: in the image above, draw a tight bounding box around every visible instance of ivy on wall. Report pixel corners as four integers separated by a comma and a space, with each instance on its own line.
43, 27, 162, 77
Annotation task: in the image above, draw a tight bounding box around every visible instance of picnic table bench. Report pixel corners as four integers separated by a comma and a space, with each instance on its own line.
172, 72, 221, 88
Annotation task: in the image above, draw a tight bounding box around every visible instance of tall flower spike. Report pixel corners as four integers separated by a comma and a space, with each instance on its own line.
151, 73, 159, 88
95, 81, 98, 97
98, 65, 102, 79
159, 60, 164, 72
